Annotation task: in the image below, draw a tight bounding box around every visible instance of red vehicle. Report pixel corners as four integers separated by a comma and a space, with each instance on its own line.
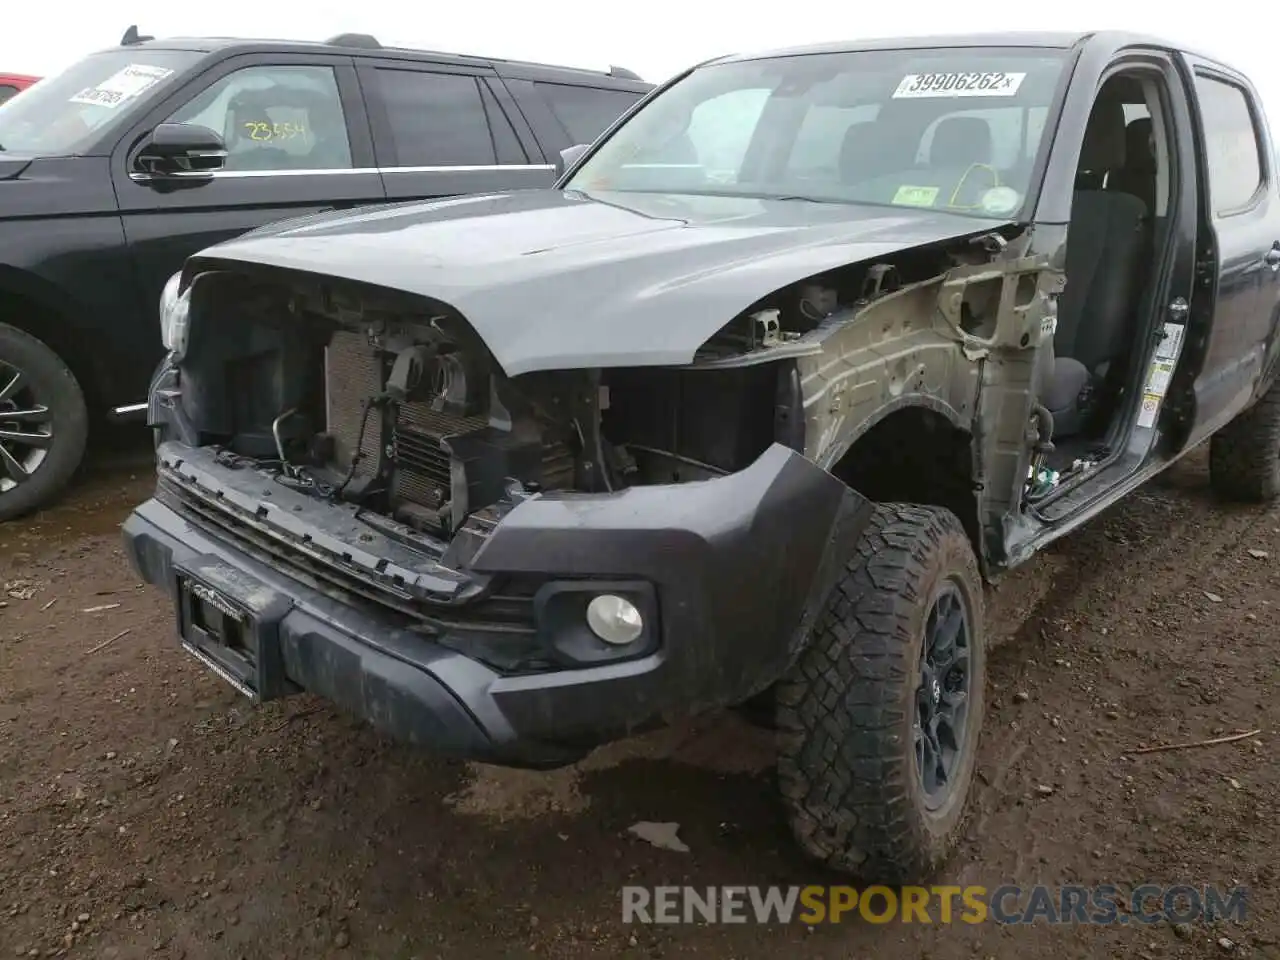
0, 73, 39, 105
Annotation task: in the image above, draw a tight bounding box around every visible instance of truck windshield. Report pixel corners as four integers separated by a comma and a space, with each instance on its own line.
566, 46, 1069, 219
0, 49, 199, 156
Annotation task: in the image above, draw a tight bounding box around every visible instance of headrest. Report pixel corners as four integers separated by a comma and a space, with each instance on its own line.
228, 86, 327, 116
1124, 117, 1155, 171
928, 117, 993, 167
662, 132, 699, 164
839, 122, 878, 182
1080, 93, 1127, 172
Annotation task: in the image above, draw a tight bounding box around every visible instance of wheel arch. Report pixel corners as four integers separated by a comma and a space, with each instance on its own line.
0, 266, 105, 412
825, 398, 986, 573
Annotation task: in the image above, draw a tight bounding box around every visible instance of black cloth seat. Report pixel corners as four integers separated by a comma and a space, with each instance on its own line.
1108, 117, 1157, 213
1042, 93, 1149, 437
927, 116, 993, 167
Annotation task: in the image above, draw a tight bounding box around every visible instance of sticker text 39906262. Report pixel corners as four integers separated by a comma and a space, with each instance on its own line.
893, 72, 1027, 99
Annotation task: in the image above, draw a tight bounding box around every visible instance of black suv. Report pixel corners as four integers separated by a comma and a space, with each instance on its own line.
0, 26, 650, 520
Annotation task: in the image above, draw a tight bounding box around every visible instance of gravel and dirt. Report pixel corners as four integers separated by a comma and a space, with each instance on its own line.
1, 432, 1277, 959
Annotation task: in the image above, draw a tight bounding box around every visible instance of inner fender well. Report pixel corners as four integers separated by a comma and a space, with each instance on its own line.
817, 393, 971, 472
828, 402, 983, 569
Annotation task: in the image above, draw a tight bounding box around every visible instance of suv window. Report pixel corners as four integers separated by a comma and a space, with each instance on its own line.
535, 82, 640, 144
1194, 73, 1264, 214
0, 85, 19, 106
374, 69, 514, 167
168, 65, 352, 172
0, 49, 199, 155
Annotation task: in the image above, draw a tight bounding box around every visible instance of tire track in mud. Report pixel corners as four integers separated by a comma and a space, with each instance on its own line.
959, 448, 1279, 941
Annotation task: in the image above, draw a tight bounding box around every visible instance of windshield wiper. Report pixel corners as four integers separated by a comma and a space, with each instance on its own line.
770, 194, 853, 205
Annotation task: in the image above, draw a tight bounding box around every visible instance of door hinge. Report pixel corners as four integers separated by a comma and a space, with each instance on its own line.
1194, 254, 1216, 285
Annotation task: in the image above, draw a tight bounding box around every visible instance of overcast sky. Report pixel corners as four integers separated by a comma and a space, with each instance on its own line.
2, 0, 1276, 116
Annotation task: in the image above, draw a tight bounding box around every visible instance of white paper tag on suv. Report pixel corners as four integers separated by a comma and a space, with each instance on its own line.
893, 72, 1026, 98
68, 64, 174, 109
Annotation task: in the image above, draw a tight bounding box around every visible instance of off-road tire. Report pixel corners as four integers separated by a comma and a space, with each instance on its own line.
1209, 379, 1280, 502
775, 503, 985, 883
0, 323, 89, 522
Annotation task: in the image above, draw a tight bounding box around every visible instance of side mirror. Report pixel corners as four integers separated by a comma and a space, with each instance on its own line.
557, 143, 590, 177
136, 122, 227, 177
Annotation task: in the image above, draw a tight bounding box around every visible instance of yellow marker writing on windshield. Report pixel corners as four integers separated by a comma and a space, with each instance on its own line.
947, 163, 1000, 209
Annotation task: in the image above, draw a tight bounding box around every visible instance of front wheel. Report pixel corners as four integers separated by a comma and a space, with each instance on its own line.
775, 503, 985, 883
0, 323, 90, 522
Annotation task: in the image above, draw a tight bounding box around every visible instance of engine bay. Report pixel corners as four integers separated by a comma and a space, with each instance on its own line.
164, 235, 994, 561
171, 270, 807, 555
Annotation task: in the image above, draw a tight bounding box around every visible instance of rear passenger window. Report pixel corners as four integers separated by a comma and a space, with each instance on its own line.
375, 70, 513, 166
535, 82, 640, 144
1194, 74, 1265, 214
0, 84, 19, 105
479, 81, 527, 163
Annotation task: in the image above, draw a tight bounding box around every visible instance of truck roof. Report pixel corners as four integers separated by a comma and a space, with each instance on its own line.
96, 28, 650, 89
710, 30, 1229, 72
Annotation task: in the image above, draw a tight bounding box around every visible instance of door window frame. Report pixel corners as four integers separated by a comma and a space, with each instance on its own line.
531, 80, 644, 148
356, 59, 541, 170
110, 51, 375, 184
1189, 66, 1270, 219
500, 75, 598, 160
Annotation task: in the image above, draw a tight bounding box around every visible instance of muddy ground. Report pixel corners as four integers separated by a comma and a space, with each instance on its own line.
1, 432, 1277, 959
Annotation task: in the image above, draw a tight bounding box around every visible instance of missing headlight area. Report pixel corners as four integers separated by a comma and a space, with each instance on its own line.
166, 268, 803, 559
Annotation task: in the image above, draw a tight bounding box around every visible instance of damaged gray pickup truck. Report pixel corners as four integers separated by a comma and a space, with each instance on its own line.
124, 30, 1280, 882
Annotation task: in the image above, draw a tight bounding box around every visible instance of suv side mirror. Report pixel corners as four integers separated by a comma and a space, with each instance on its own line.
135, 122, 227, 177
557, 143, 589, 177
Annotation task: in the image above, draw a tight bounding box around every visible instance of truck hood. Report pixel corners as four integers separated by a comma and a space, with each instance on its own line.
0, 154, 34, 180
192, 189, 1009, 376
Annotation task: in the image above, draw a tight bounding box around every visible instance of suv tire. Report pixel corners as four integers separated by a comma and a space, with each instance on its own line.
0, 323, 89, 522
1209, 378, 1280, 502
776, 503, 985, 883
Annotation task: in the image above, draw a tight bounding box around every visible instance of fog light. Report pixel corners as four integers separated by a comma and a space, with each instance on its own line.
585, 594, 644, 646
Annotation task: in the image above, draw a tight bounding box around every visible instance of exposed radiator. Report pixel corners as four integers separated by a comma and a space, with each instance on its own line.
324, 330, 383, 474
324, 331, 485, 505
394, 406, 487, 507
324, 330, 577, 510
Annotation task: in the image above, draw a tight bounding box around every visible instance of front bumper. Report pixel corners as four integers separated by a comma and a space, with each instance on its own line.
123, 442, 871, 768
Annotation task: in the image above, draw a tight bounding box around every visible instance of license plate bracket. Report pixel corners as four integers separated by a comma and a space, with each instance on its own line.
173, 559, 292, 702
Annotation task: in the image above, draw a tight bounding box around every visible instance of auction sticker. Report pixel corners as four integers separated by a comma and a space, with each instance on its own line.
69, 64, 174, 109
893, 71, 1026, 98
892, 184, 940, 207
